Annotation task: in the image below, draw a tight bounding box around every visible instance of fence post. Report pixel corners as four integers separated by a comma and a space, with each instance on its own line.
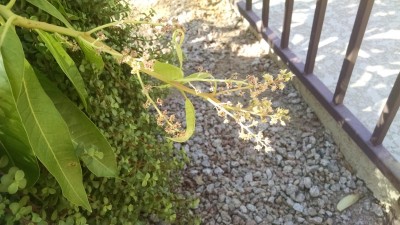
281, 0, 294, 48
333, 0, 375, 104
304, 0, 327, 75
371, 73, 400, 146
246, 0, 252, 10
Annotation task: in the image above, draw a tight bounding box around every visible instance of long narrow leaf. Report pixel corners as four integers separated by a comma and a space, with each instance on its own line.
0, 27, 24, 99
36, 30, 88, 110
0, 54, 39, 187
17, 61, 90, 211
26, 0, 73, 28
172, 29, 184, 68
37, 74, 117, 177
169, 98, 195, 142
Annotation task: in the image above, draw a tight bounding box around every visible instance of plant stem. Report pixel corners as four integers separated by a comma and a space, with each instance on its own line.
5, 0, 16, 9
86, 20, 163, 34
0, 5, 80, 37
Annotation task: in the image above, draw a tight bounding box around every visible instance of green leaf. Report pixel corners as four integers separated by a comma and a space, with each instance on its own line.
169, 98, 195, 142
337, 194, 361, 211
9, 202, 20, 214
153, 61, 184, 81
7, 182, 18, 194
14, 170, 25, 181
76, 36, 104, 74
0, 27, 39, 187
36, 30, 89, 110
17, 61, 90, 211
26, 0, 73, 28
0, 155, 9, 168
0, 27, 24, 99
142, 173, 150, 187
37, 74, 117, 177
172, 29, 184, 68
190, 198, 200, 209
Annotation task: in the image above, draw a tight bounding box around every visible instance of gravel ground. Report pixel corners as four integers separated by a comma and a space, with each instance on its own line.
133, 0, 396, 224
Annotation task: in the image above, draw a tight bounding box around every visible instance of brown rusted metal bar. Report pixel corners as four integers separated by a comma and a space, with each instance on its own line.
246, 0, 252, 10
281, 0, 294, 48
237, 0, 400, 191
333, 0, 374, 104
262, 0, 270, 28
304, 0, 327, 75
371, 73, 400, 146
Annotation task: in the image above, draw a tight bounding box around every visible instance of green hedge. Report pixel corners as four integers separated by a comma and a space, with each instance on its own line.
0, 0, 197, 224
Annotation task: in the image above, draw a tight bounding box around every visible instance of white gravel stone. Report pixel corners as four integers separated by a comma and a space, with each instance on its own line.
309, 186, 320, 197
214, 167, 224, 175
293, 203, 304, 213
240, 205, 248, 214
246, 203, 257, 212
244, 172, 253, 182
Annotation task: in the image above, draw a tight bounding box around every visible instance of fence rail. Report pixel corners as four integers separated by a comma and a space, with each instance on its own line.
237, 0, 400, 191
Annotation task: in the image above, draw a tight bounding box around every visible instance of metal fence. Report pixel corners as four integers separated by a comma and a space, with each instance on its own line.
238, 0, 400, 190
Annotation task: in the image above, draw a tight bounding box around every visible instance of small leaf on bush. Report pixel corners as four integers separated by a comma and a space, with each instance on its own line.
190, 199, 200, 209
14, 170, 25, 181
142, 173, 151, 187
337, 194, 361, 211
9, 202, 20, 214
0, 155, 8, 168
7, 182, 19, 194
18, 179, 27, 189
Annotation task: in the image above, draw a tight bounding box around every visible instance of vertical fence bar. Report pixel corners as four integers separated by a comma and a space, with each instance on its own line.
246, 0, 252, 10
304, 0, 328, 75
370, 73, 400, 146
281, 0, 294, 48
333, 0, 374, 104
262, 0, 270, 28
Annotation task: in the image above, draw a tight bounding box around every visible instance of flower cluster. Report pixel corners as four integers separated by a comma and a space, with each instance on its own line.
114, 21, 293, 151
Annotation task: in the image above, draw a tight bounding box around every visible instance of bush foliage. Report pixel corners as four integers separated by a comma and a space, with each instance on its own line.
0, 0, 198, 224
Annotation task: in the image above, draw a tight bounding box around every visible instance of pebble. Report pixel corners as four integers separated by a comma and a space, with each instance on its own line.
240, 205, 248, 214
255, 216, 262, 223
303, 177, 313, 189
246, 203, 257, 212
245, 220, 257, 225
371, 203, 384, 217
244, 172, 253, 182
309, 186, 320, 197
214, 167, 224, 175
309, 217, 323, 224
293, 203, 304, 212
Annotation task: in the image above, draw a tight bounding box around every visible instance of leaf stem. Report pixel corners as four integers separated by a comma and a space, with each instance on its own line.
0, 5, 80, 37
86, 19, 164, 34
5, 0, 16, 9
